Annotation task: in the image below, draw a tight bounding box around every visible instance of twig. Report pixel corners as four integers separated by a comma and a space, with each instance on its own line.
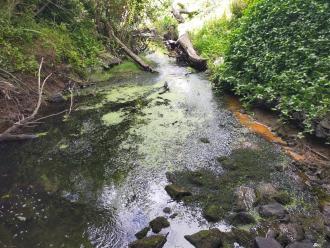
0, 58, 51, 140
304, 144, 329, 161
68, 83, 75, 115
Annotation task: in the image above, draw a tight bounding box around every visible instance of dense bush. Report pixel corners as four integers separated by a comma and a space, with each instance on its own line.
206, 0, 330, 133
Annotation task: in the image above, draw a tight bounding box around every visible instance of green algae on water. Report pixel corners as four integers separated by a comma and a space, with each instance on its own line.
101, 111, 126, 126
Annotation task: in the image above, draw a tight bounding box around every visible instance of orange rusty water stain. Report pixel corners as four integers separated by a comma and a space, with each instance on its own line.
226, 96, 307, 161
226, 96, 286, 145
284, 148, 305, 161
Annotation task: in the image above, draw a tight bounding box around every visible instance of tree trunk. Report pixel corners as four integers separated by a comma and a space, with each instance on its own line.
105, 23, 155, 72
177, 33, 207, 71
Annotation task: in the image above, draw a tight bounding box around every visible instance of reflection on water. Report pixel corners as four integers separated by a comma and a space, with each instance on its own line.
1, 53, 286, 248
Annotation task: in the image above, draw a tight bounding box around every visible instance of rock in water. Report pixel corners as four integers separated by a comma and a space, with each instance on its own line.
163, 207, 171, 214
234, 186, 256, 212
258, 203, 287, 218
129, 235, 167, 248
135, 227, 151, 239
254, 237, 283, 248
228, 212, 256, 225
149, 217, 170, 233
203, 205, 224, 222
184, 228, 223, 248
165, 184, 192, 200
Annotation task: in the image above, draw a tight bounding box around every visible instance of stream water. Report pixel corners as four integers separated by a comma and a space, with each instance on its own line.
0, 53, 318, 247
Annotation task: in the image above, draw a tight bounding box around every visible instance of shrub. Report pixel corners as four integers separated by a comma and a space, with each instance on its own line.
192, 18, 235, 70
218, 0, 330, 133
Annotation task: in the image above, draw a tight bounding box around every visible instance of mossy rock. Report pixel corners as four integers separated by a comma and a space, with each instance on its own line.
200, 137, 210, 143
227, 212, 256, 226
203, 205, 225, 222
149, 217, 170, 233
222, 228, 255, 248
165, 184, 192, 200
184, 228, 223, 248
135, 227, 150, 240
129, 235, 167, 248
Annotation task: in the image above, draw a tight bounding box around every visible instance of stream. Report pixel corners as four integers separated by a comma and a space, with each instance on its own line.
0, 53, 322, 247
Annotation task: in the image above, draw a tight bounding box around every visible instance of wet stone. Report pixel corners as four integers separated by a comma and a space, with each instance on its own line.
259, 203, 287, 218
203, 205, 224, 222
163, 207, 171, 214
149, 217, 170, 233
184, 228, 223, 248
164, 184, 192, 200
135, 227, 150, 240
228, 212, 256, 225
254, 237, 283, 248
200, 137, 210, 143
169, 213, 178, 219
129, 235, 167, 248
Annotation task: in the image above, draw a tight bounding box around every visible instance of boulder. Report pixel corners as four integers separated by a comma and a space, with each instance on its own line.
228, 212, 256, 225
129, 235, 167, 248
184, 228, 223, 248
135, 227, 151, 240
149, 217, 170, 233
254, 237, 282, 248
315, 115, 330, 140
259, 203, 287, 218
203, 205, 224, 222
286, 241, 314, 248
165, 184, 192, 200
234, 186, 256, 212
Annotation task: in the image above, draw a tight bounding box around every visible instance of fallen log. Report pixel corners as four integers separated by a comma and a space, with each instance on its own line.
105, 23, 155, 72
177, 33, 207, 71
